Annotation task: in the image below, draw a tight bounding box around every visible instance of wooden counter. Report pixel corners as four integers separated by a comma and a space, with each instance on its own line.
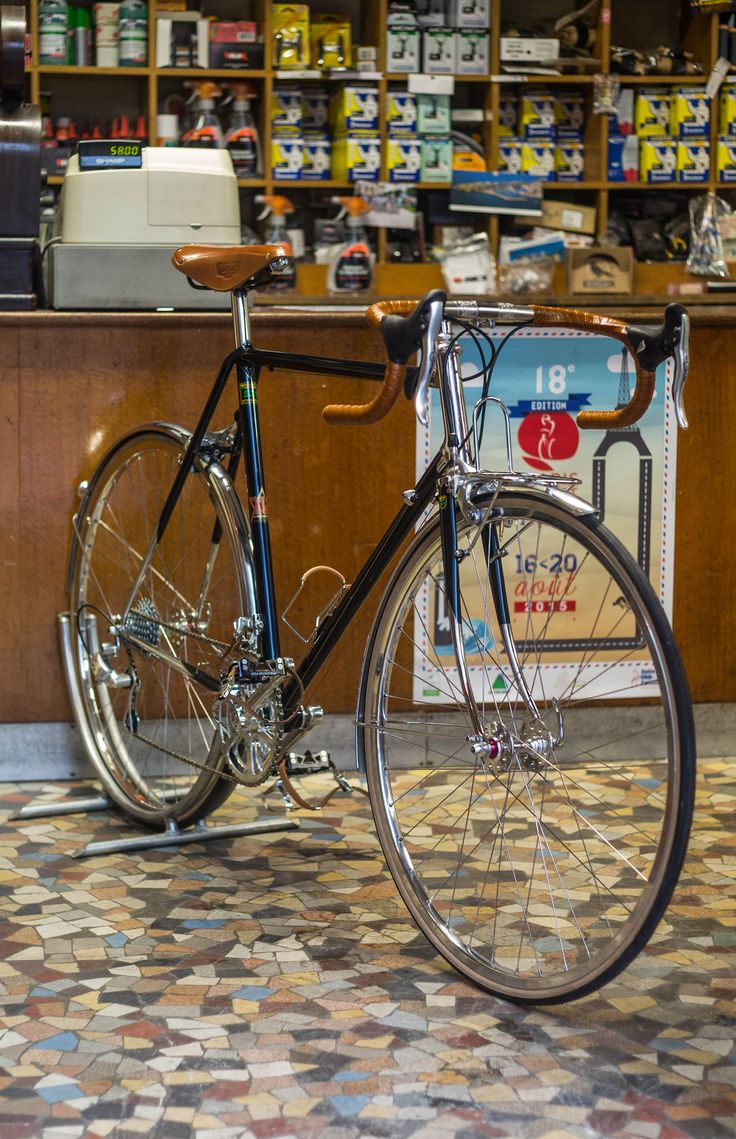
0, 306, 732, 723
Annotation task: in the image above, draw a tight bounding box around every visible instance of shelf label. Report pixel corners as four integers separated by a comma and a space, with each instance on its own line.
78, 140, 143, 170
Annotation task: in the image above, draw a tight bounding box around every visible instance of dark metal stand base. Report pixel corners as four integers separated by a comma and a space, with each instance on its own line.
10, 786, 299, 858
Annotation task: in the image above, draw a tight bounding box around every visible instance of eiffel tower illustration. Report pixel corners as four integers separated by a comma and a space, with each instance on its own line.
591, 347, 653, 578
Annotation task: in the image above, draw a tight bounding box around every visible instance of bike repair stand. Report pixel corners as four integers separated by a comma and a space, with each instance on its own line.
10, 790, 299, 858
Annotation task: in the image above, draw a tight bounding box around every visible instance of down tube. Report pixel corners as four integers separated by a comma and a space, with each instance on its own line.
236, 355, 280, 661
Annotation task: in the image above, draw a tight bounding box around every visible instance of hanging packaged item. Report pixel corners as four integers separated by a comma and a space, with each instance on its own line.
272, 4, 310, 68
311, 14, 351, 69
687, 192, 730, 278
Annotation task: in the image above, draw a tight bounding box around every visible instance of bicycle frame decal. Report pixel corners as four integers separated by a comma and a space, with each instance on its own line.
416, 328, 678, 705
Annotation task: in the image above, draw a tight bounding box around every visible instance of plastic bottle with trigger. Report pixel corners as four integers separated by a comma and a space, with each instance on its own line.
222, 82, 262, 178
255, 194, 296, 291
327, 196, 373, 293
180, 81, 224, 148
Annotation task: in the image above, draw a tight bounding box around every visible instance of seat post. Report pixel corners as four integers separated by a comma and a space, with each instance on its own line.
232, 288, 251, 348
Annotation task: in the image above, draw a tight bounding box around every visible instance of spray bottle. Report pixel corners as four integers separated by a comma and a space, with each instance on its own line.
255, 195, 296, 291
327, 196, 373, 293
222, 82, 262, 178
180, 81, 224, 148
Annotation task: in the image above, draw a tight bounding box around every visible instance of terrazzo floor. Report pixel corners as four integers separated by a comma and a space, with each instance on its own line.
0, 758, 734, 1139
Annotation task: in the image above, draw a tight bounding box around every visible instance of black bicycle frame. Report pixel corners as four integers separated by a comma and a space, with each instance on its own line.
153, 342, 443, 721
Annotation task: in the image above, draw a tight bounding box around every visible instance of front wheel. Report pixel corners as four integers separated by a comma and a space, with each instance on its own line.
361, 492, 695, 1003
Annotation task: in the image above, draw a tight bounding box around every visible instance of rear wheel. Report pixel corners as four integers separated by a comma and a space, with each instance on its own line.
361, 493, 695, 1003
66, 425, 253, 827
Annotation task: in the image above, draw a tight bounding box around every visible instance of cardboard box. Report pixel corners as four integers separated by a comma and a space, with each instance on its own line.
387, 91, 418, 134
387, 135, 422, 181
639, 136, 677, 183
421, 135, 453, 181
540, 198, 596, 235
670, 87, 710, 138
423, 27, 456, 73
677, 138, 710, 182
500, 37, 559, 64
416, 0, 446, 26
568, 247, 633, 295
387, 25, 420, 72
634, 91, 670, 137
209, 21, 260, 69
608, 134, 639, 182
455, 29, 489, 74
417, 92, 451, 134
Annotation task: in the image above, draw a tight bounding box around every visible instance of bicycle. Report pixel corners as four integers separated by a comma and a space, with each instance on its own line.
61, 241, 695, 1004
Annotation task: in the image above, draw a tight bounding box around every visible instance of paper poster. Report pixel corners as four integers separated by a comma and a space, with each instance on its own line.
415, 328, 677, 702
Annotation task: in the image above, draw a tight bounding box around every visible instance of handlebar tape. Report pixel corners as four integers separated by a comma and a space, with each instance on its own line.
322, 300, 417, 425
530, 306, 656, 430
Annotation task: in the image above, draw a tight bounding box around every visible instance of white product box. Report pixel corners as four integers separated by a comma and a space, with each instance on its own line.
500, 37, 559, 64
387, 25, 420, 72
423, 27, 456, 74
456, 29, 489, 74
447, 0, 490, 27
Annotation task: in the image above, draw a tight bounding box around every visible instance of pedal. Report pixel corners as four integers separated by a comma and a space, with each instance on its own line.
283, 749, 332, 777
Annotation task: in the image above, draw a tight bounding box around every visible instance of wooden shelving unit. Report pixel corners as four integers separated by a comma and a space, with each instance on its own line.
24, 0, 733, 298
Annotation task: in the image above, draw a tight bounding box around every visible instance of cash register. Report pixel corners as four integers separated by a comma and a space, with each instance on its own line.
48, 145, 241, 310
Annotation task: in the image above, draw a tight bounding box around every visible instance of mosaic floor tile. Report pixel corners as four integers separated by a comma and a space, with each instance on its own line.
0, 760, 734, 1138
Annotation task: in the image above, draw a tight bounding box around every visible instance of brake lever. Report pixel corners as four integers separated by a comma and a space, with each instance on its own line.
671, 310, 690, 430
413, 295, 446, 426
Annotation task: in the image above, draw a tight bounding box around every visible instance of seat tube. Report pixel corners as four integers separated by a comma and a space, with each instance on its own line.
232, 290, 280, 661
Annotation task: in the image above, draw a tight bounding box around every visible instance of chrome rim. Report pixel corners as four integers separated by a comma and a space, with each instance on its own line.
365, 497, 684, 1000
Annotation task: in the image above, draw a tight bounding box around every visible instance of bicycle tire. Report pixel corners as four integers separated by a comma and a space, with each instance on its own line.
360, 491, 695, 1003
66, 424, 254, 828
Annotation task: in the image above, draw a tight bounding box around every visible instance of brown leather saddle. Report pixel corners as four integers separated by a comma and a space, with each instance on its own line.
171, 243, 291, 292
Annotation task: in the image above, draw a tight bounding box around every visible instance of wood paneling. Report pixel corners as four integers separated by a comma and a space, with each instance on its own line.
0, 308, 731, 724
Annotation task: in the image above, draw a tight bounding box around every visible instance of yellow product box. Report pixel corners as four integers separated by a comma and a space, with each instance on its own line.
387, 135, 422, 181
387, 91, 418, 134
271, 135, 303, 179
330, 85, 380, 132
676, 138, 709, 182
521, 140, 555, 180
311, 14, 350, 69
498, 137, 522, 174
331, 132, 381, 182
719, 84, 736, 137
639, 136, 677, 182
520, 91, 556, 139
669, 87, 709, 138
634, 90, 670, 137
272, 4, 310, 68
717, 134, 736, 181
271, 85, 302, 130
498, 92, 518, 137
